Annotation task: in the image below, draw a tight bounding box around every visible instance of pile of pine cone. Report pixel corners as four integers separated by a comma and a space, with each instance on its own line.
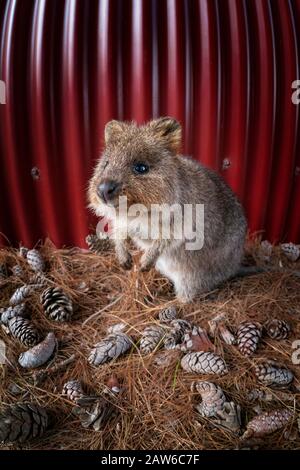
86, 304, 298, 441
0, 237, 299, 447
0, 246, 77, 443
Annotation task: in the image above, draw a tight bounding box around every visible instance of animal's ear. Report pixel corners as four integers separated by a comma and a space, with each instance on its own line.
148, 117, 182, 154
104, 120, 126, 144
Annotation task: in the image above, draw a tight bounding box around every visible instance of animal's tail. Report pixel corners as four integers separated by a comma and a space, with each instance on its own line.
233, 266, 300, 279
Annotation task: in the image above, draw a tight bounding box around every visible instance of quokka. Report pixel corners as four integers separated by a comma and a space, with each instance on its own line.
88, 117, 247, 303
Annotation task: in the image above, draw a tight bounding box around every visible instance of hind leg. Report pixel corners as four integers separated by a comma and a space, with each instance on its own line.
156, 256, 213, 303
173, 276, 204, 303
173, 267, 224, 303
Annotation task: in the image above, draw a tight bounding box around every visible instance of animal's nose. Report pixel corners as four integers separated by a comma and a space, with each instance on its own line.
97, 180, 120, 203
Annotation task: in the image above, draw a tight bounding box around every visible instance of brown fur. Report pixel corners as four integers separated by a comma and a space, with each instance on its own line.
88, 117, 247, 303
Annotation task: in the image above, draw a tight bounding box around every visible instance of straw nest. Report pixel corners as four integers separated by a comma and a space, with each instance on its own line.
0, 237, 300, 450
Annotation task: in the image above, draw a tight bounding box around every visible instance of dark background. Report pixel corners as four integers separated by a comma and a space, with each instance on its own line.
0, 0, 299, 248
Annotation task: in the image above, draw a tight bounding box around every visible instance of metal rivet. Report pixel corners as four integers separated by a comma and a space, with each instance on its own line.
222, 158, 231, 170
31, 167, 41, 180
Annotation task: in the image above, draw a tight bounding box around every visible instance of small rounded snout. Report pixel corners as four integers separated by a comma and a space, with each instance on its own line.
97, 180, 121, 203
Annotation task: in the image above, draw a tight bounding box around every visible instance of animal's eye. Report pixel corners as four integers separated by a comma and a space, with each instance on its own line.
103, 160, 109, 169
133, 162, 149, 175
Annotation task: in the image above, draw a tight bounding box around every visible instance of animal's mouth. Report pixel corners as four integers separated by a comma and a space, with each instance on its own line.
104, 200, 119, 208
93, 196, 117, 211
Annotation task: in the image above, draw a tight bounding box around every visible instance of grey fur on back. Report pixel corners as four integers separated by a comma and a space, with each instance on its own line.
154, 156, 247, 302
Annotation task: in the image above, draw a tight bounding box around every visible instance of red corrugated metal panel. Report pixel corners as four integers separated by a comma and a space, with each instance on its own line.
0, 0, 299, 247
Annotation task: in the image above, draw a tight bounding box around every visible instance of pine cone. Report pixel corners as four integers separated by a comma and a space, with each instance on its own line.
0, 403, 48, 443
181, 351, 228, 375
8, 317, 40, 347
171, 319, 193, 336
208, 314, 235, 345
26, 249, 46, 272
62, 380, 85, 403
107, 322, 126, 334
89, 332, 132, 365
11, 265, 24, 278
242, 409, 293, 439
163, 328, 183, 350
257, 240, 273, 262
163, 319, 192, 350
218, 324, 236, 345
73, 397, 117, 431
29, 272, 48, 287
158, 306, 178, 323
247, 388, 273, 402
246, 388, 295, 403
280, 243, 300, 262
10, 285, 34, 306
208, 313, 236, 344
237, 321, 262, 356
73, 376, 121, 430
86, 234, 112, 254
180, 326, 215, 352
192, 381, 226, 417
1, 303, 28, 325
41, 287, 73, 322
18, 332, 57, 368
214, 401, 242, 434
264, 319, 291, 340
140, 325, 165, 354
19, 246, 29, 258
254, 362, 294, 388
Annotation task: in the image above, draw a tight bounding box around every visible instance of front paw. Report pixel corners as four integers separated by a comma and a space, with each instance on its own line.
119, 254, 133, 270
